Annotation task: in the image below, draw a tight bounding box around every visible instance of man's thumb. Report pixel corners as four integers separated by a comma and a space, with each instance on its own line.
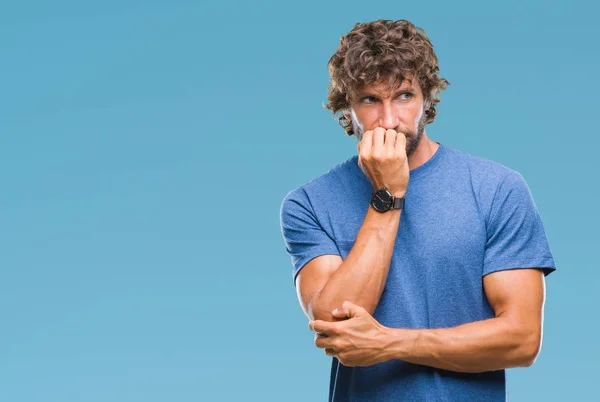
332, 301, 360, 317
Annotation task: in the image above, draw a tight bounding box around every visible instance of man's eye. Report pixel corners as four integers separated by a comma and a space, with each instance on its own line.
361, 96, 377, 103
397, 93, 413, 100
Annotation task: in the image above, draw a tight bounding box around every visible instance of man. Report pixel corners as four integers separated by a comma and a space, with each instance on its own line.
279, 19, 556, 401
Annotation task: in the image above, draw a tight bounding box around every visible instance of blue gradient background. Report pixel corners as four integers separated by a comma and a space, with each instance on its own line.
1, 1, 597, 401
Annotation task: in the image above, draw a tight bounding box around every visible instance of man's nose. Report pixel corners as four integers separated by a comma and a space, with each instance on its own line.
378, 103, 399, 130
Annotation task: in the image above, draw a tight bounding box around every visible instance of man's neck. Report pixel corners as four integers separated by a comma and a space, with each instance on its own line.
408, 134, 439, 171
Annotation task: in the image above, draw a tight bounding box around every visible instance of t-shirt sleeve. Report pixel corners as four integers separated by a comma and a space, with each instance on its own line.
280, 188, 341, 287
483, 170, 556, 277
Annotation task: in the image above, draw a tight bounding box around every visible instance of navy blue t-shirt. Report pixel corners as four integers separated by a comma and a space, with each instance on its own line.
279, 142, 556, 401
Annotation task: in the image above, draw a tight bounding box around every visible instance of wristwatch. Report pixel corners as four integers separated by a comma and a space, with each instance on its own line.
370, 187, 404, 213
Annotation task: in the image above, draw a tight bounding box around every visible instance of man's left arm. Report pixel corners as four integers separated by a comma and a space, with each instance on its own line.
385, 267, 546, 373
310, 267, 546, 372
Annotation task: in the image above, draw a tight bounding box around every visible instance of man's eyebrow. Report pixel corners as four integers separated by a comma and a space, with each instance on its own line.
358, 87, 417, 97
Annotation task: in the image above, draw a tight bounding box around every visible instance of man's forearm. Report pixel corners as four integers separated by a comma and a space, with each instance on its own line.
309, 206, 401, 322
384, 316, 540, 373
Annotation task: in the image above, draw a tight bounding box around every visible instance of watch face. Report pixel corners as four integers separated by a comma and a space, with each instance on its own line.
371, 189, 392, 212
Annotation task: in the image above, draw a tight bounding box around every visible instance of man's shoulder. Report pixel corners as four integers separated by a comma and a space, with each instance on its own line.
280, 154, 357, 209
284, 155, 357, 196
445, 144, 520, 185
440, 144, 532, 217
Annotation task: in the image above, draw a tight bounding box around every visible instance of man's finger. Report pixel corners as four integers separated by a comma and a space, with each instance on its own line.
315, 334, 335, 349
309, 319, 334, 334
395, 130, 407, 152
372, 127, 385, 150
385, 129, 397, 152
361, 129, 373, 152
341, 300, 362, 318
331, 307, 349, 318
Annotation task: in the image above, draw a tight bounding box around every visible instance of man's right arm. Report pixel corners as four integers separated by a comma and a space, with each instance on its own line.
296, 205, 401, 322
292, 127, 408, 323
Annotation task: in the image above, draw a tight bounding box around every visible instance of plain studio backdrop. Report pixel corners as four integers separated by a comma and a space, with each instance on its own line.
1, 1, 597, 401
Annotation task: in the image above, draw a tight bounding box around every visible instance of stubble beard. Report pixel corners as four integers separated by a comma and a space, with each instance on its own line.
351, 109, 427, 158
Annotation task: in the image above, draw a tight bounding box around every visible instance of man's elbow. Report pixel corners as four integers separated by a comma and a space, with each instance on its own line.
308, 293, 357, 322
307, 293, 375, 322
520, 330, 542, 367
308, 295, 336, 322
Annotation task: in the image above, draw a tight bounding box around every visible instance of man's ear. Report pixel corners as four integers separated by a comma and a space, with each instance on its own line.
342, 108, 352, 122
423, 99, 432, 115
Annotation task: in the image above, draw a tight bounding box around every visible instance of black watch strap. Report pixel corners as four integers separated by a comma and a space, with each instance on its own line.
392, 196, 405, 210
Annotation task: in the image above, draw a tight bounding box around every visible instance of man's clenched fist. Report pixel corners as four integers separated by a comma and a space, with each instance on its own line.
357, 127, 410, 197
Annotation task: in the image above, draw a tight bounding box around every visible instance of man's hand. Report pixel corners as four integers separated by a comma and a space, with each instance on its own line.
308, 301, 392, 367
358, 127, 409, 197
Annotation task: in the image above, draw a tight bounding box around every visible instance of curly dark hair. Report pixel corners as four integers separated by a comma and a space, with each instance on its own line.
324, 19, 450, 136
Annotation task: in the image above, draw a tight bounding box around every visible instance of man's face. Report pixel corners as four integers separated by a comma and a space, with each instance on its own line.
347, 77, 428, 157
